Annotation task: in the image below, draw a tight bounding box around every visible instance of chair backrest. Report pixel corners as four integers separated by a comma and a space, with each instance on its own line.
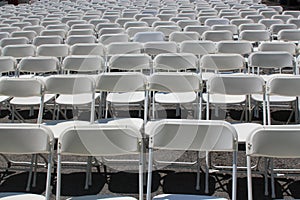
62, 55, 105, 73
68, 29, 95, 36
258, 42, 296, 55
2, 44, 35, 58
99, 33, 129, 45
217, 41, 253, 55
106, 42, 143, 55
246, 125, 300, 158
154, 25, 180, 38
33, 35, 63, 46
37, 44, 69, 58
267, 75, 300, 97
207, 74, 265, 95
59, 124, 142, 156
183, 25, 210, 36
202, 30, 233, 41
98, 27, 125, 36
180, 40, 216, 56
65, 35, 97, 45
109, 54, 151, 71
0, 56, 16, 74
153, 53, 198, 71
40, 29, 66, 38
70, 43, 106, 56
212, 24, 238, 34
270, 24, 297, 35
133, 31, 165, 43
11, 30, 37, 41
200, 53, 245, 71
278, 29, 300, 42
146, 119, 237, 151
204, 17, 229, 26
18, 56, 59, 74
148, 72, 201, 93
96, 72, 147, 92
143, 41, 178, 56
44, 75, 95, 95
287, 18, 300, 29
258, 18, 283, 29
0, 77, 44, 99
248, 51, 294, 69
238, 23, 266, 32
169, 31, 200, 42
127, 27, 154, 38
239, 30, 270, 42
0, 37, 29, 48
230, 18, 253, 27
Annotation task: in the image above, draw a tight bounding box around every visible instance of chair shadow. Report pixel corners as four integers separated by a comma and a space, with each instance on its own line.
161, 172, 216, 195
0, 171, 46, 194
227, 177, 283, 200
52, 172, 105, 196
108, 171, 160, 194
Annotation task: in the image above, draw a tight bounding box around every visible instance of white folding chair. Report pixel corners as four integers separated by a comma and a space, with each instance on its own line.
70, 43, 106, 56
132, 31, 165, 43
146, 119, 238, 200
0, 37, 29, 48
36, 44, 69, 61
169, 31, 200, 43
0, 124, 54, 200
202, 30, 233, 42
247, 125, 300, 199
33, 35, 63, 46
56, 124, 143, 200
2, 44, 35, 59
217, 41, 253, 56
149, 72, 201, 119
65, 35, 97, 45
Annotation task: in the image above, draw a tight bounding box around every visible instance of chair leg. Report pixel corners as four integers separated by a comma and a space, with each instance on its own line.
139, 150, 143, 200
146, 148, 153, 200
26, 155, 35, 191
264, 158, 269, 196
32, 154, 38, 187
232, 151, 237, 200
45, 152, 53, 200
196, 155, 200, 190
270, 158, 276, 198
247, 156, 253, 200
85, 156, 92, 190
205, 151, 209, 194
56, 154, 62, 200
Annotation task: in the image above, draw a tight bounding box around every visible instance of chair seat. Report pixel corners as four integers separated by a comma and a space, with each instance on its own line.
153, 194, 227, 200
0, 96, 10, 103
203, 93, 246, 104
96, 118, 143, 131
56, 93, 100, 105
107, 92, 145, 104
0, 193, 46, 200
155, 92, 196, 104
233, 123, 262, 143
252, 94, 296, 102
44, 120, 91, 138
10, 94, 55, 105
67, 195, 137, 200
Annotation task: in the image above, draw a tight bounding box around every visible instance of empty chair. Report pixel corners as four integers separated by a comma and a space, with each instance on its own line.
116, 17, 136, 27
68, 29, 94, 36
238, 23, 266, 32
37, 44, 69, 60
124, 21, 149, 29
146, 119, 237, 200
133, 31, 165, 43
239, 30, 271, 44
177, 19, 200, 29
106, 42, 143, 55
40, 29, 66, 38
0, 37, 29, 48
95, 23, 120, 32
200, 53, 245, 81
204, 17, 229, 26
0, 124, 54, 200
98, 27, 125, 36
211, 24, 238, 35
99, 33, 129, 45
2, 44, 35, 59
70, 43, 105, 56
23, 25, 44, 35
287, 18, 300, 29
11, 30, 37, 41
169, 31, 200, 43
246, 14, 265, 23
156, 13, 175, 21
33, 35, 63, 46
270, 24, 297, 38
278, 29, 300, 42
152, 21, 176, 28
41, 20, 61, 27
46, 24, 70, 31
56, 124, 143, 200
127, 27, 154, 39
65, 35, 97, 45
89, 18, 110, 27
283, 10, 300, 18
148, 72, 202, 119
247, 125, 300, 200
184, 25, 210, 36
231, 18, 254, 27
66, 19, 87, 28
217, 41, 253, 56
108, 54, 151, 72
260, 10, 278, 19
180, 40, 216, 57
143, 41, 178, 57
154, 25, 180, 38
23, 18, 40, 26
248, 51, 294, 77
258, 42, 297, 56
202, 30, 233, 42
272, 14, 293, 23
0, 26, 21, 34
259, 19, 283, 29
